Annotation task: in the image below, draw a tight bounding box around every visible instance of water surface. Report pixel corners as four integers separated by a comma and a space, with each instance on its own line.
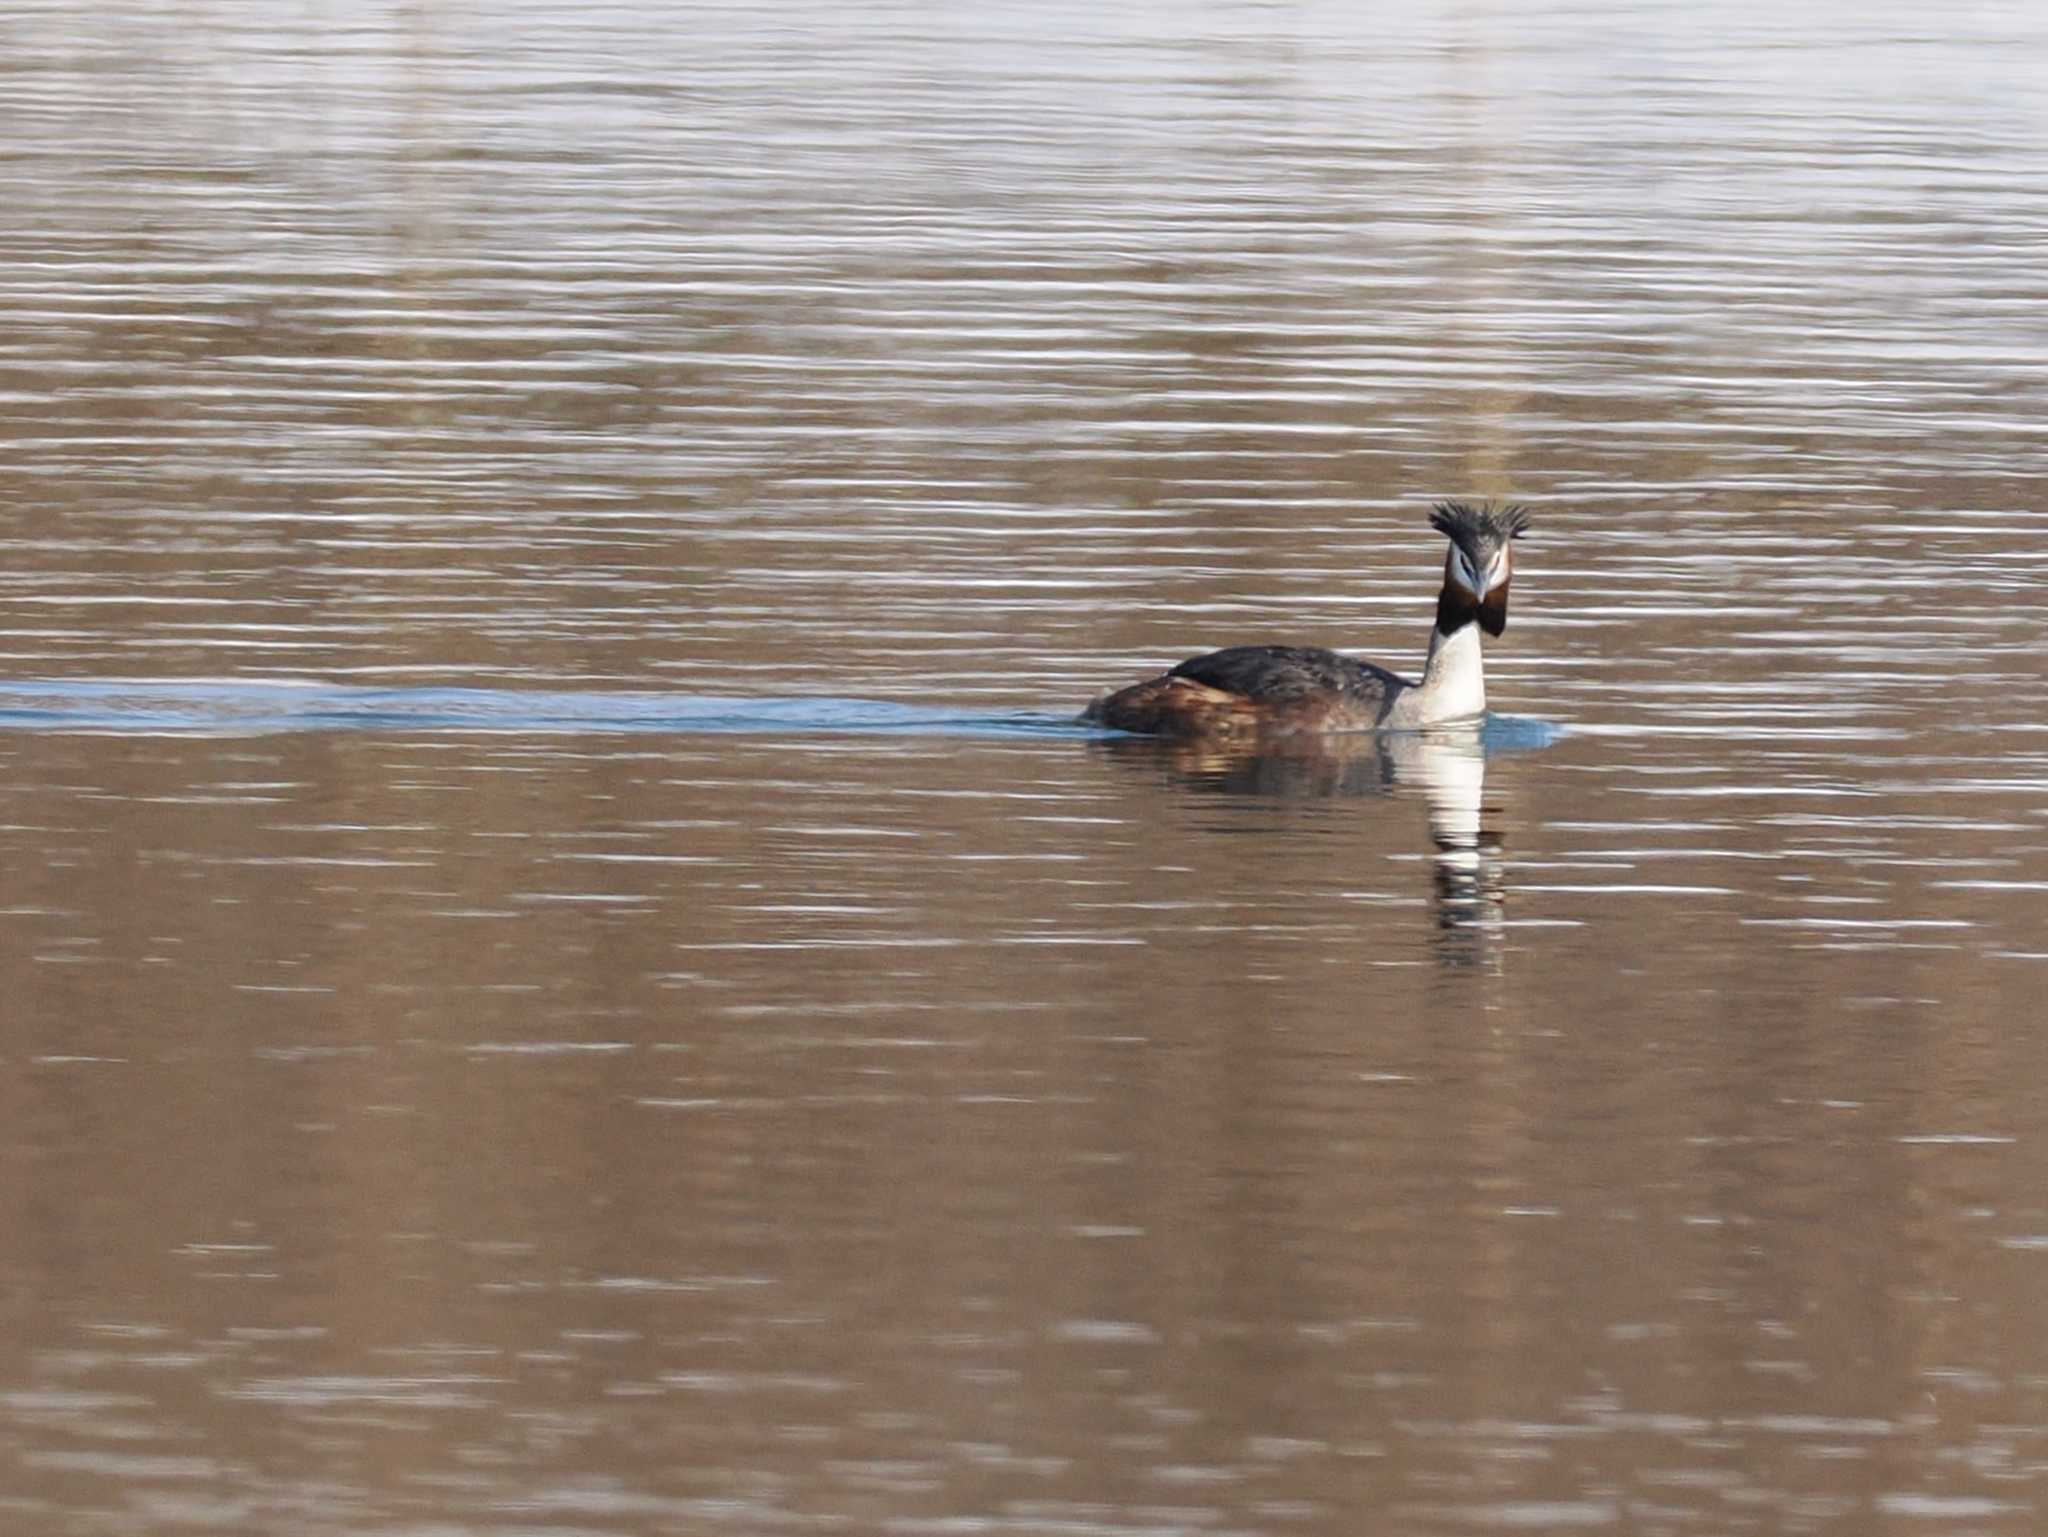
4, 2, 2048, 1533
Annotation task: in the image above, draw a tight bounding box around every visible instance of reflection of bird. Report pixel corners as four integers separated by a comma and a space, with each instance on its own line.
1084, 501, 1530, 737
1089, 731, 1404, 799
1090, 725, 1507, 967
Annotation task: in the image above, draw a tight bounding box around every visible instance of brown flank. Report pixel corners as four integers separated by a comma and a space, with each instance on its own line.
1086, 676, 1359, 739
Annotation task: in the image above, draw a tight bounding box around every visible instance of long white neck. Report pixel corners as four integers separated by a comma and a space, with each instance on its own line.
1414, 619, 1486, 723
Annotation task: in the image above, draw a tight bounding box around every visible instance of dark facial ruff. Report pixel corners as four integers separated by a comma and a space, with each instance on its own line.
1478, 579, 1509, 637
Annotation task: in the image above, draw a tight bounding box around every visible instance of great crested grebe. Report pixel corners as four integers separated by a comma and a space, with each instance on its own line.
1083, 500, 1530, 737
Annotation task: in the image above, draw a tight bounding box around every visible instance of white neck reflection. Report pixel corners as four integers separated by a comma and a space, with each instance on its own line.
1383, 723, 1504, 966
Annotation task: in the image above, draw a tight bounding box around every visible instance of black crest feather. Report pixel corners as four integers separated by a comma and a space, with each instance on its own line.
1428, 500, 1531, 546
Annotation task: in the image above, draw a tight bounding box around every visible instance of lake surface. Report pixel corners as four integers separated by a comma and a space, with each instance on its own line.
4, 2, 2048, 1533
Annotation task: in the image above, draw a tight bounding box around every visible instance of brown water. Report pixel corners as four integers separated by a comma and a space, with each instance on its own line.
5, 2, 2048, 1533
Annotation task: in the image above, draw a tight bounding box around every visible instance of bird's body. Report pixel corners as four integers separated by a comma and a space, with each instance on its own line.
1084, 501, 1528, 739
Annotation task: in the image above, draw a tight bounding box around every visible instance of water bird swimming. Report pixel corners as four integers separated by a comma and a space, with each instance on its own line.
1084, 500, 1530, 737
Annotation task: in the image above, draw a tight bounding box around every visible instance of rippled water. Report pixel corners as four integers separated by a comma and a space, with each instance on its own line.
4, 1, 2048, 1533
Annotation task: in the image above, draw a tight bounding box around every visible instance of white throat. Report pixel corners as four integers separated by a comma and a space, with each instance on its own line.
1415, 620, 1486, 723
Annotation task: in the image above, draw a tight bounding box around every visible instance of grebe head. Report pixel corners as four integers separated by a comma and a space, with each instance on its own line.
1430, 500, 1530, 637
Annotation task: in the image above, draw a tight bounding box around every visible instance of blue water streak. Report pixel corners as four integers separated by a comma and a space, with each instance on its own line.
0, 680, 1089, 739
0, 679, 1564, 752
